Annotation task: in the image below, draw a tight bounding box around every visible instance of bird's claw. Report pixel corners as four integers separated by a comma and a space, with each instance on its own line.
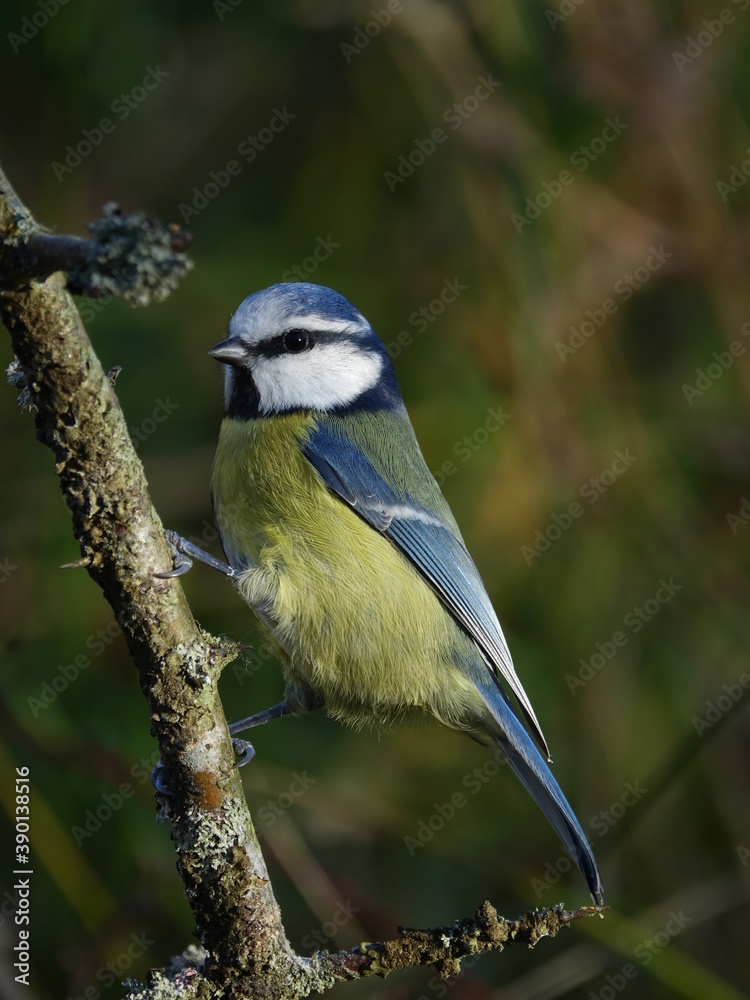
154, 530, 194, 579
151, 758, 174, 795
151, 740, 254, 793
155, 529, 237, 580
232, 738, 256, 767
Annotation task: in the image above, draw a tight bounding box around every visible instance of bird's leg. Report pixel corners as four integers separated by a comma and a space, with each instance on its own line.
229, 700, 291, 735
151, 701, 292, 790
155, 529, 237, 579
229, 700, 290, 767
151, 529, 239, 786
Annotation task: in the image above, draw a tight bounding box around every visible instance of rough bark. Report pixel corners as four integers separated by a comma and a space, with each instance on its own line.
0, 165, 602, 1000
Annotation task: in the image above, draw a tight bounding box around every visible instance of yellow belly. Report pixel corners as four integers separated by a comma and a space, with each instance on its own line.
211, 414, 485, 730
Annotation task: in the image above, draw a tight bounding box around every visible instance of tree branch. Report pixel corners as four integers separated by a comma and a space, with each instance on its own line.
0, 165, 603, 999
0, 196, 192, 304
0, 166, 299, 998
309, 901, 601, 985
129, 902, 603, 998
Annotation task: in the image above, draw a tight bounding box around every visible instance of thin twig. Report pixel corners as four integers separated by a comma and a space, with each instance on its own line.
0, 194, 192, 305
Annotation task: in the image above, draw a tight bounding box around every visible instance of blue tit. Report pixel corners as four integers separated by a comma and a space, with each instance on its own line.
178, 281, 602, 904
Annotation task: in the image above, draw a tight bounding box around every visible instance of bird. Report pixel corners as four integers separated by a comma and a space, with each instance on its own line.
161, 281, 603, 905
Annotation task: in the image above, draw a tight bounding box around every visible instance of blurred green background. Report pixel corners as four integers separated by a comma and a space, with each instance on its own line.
1, 1, 749, 997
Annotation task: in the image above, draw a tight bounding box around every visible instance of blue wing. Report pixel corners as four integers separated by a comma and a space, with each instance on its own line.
302, 414, 550, 760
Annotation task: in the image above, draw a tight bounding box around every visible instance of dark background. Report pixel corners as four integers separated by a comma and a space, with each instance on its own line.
1, 2, 749, 998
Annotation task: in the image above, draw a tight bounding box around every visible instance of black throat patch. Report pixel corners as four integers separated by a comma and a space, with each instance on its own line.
226, 367, 262, 420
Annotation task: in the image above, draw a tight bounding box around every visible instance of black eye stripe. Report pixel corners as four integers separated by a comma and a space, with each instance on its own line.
255, 329, 315, 358
252, 325, 370, 359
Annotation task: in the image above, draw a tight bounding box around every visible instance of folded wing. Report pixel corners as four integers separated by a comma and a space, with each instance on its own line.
303, 417, 551, 760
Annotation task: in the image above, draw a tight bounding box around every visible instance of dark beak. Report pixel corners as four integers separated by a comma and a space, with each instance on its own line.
209, 337, 247, 366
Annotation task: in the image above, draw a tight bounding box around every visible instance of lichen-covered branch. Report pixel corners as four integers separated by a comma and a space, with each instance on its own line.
0, 165, 299, 998
0, 195, 192, 304
0, 163, 603, 1000
310, 901, 601, 986
129, 902, 602, 999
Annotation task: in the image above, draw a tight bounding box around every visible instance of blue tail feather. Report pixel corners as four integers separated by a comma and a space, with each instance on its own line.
476, 678, 604, 905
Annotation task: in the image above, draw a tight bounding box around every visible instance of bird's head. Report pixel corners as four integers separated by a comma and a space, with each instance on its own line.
210, 283, 402, 418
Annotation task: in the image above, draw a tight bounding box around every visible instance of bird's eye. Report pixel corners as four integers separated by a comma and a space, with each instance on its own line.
284, 329, 311, 353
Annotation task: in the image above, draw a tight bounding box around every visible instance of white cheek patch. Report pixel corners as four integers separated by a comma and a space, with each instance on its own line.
253, 341, 383, 412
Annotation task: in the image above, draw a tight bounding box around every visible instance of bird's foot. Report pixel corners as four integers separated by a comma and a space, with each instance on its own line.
232, 739, 256, 767
155, 530, 237, 580
151, 758, 173, 795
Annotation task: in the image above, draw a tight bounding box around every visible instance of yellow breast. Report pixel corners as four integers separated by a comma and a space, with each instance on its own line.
211, 414, 485, 730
